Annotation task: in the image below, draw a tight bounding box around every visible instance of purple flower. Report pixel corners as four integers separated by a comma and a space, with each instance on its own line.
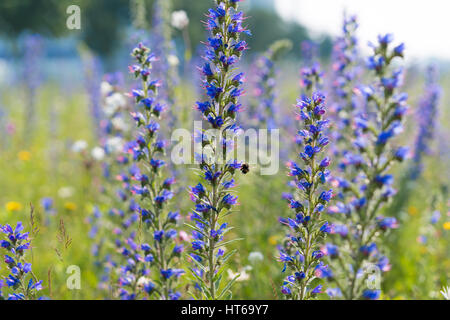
411, 65, 442, 180
374, 175, 394, 187
320, 157, 331, 168
319, 190, 333, 203
378, 33, 394, 45
322, 243, 339, 258
1, 221, 42, 298
394, 146, 409, 161
281, 286, 292, 295
362, 289, 381, 300
192, 241, 205, 251
154, 230, 164, 242
377, 217, 399, 230
186, 0, 250, 300
311, 285, 323, 294
312, 251, 324, 259
320, 222, 332, 233
222, 194, 238, 207
173, 245, 184, 255
154, 190, 174, 205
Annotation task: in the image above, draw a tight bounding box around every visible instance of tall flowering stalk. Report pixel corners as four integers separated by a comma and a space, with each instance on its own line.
22, 34, 44, 141
0, 222, 43, 300
130, 0, 148, 31
410, 65, 442, 180
118, 43, 183, 300
290, 59, 324, 157
329, 15, 360, 148
80, 47, 103, 141
187, 0, 249, 300
278, 82, 333, 299
252, 39, 292, 130
300, 40, 319, 65
384, 65, 442, 220
86, 79, 138, 294
152, 0, 179, 132
326, 34, 407, 299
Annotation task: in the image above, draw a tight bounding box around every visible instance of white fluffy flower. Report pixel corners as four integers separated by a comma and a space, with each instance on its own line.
111, 117, 129, 132
168, 54, 180, 67
58, 186, 75, 199
91, 147, 105, 161
105, 137, 124, 154
248, 251, 264, 264
137, 276, 151, 287
71, 140, 88, 153
227, 269, 250, 282
171, 10, 189, 30
100, 81, 113, 97
104, 92, 127, 116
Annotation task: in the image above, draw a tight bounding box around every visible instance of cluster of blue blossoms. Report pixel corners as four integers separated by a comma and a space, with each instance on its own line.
278, 90, 333, 299
114, 43, 184, 300
0, 222, 43, 300
186, 0, 249, 300
410, 65, 442, 180
252, 40, 292, 130
86, 78, 143, 295
324, 33, 408, 299
329, 15, 361, 146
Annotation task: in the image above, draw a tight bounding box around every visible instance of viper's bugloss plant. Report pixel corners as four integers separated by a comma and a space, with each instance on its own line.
0, 222, 43, 300
301, 40, 319, 65
278, 89, 333, 299
251, 39, 292, 129
410, 65, 442, 180
326, 34, 407, 299
299, 63, 323, 97
151, 0, 179, 133
86, 78, 139, 294
22, 34, 44, 141
120, 43, 183, 300
80, 49, 103, 140
187, 0, 250, 300
292, 58, 324, 155
383, 65, 442, 222
329, 15, 360, 146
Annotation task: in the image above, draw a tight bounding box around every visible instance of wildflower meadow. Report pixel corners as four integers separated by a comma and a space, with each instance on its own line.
0, 0, 448, 304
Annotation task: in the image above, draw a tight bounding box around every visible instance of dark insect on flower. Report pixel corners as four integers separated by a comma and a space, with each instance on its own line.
240, 163, 250, 174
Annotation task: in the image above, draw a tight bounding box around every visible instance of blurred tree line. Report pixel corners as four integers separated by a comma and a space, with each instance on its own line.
0, 0, 331, 60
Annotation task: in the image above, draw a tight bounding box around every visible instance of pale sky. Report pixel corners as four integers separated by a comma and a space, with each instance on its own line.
275, 0, 450, 61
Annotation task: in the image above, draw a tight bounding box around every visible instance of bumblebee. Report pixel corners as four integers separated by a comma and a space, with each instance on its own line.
240, 163, 250, 174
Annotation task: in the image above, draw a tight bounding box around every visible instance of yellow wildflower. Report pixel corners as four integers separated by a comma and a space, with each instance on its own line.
64, 202, 77, 211
6, 201, 23, 212
407, 206, 418, 216
419, 246, 428, 254
268, 235, 278, 245
18, 150, 31, 161
443, 222, 450, 230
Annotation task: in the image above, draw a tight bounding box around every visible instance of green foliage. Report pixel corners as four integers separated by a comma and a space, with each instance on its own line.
81, 0, 130, 58
0, 0, 69, 37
